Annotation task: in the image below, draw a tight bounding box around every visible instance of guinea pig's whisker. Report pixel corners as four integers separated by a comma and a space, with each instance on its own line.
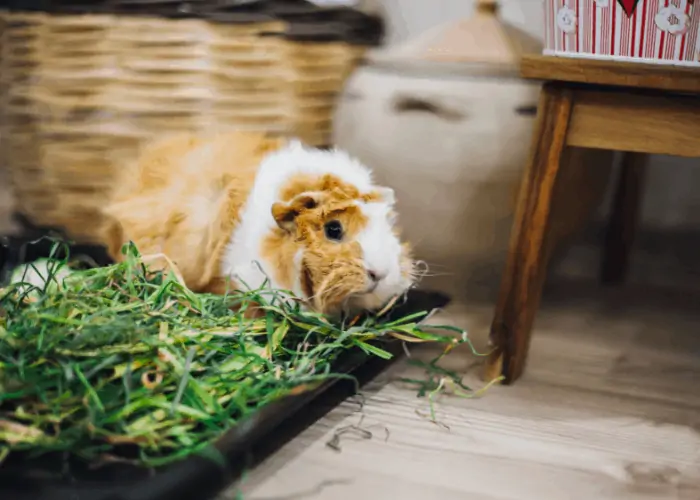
405, 234, 428, 246
305, 261, 369, 314
419, 259, 447, 267
376, 294, 401, 316
407, 260, 455, 279
315, 282, 343, 301
424, 265, 454, 272
405, 261, 428, 285
413, 260, 429, 272
415, 261, 453, 271
314, 270, 361, 311
309, 279, 334, 302
413, 271, 456, 278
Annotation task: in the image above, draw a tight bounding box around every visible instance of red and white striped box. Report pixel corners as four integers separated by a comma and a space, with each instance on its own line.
544, 0, 700, 66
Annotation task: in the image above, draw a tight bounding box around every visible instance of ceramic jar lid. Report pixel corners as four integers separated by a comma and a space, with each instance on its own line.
369, 0, 542, 77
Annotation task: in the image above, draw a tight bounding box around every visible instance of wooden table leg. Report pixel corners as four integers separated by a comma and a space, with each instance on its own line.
600, 152, 647, 286
484, 84, 574, 385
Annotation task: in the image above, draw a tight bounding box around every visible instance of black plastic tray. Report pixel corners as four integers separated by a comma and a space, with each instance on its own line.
0, 346, 393, 500
0, 233, 450, 500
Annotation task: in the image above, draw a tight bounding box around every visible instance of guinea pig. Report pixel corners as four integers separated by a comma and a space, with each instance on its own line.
101, 131, 415, 318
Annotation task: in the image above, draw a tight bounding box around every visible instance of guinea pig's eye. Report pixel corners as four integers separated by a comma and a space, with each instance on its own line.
324, 220, 344, 241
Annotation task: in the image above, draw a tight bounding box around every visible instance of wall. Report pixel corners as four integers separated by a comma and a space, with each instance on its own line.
374, 0, 700, 231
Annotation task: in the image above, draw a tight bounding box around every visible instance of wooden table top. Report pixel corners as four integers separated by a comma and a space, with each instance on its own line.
520, 55, 700, 94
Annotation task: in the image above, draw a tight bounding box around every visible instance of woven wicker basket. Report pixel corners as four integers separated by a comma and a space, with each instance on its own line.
0, 3, 378, 242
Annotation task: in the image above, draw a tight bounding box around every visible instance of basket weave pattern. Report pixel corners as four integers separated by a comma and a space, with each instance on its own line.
0, 9, 368, 241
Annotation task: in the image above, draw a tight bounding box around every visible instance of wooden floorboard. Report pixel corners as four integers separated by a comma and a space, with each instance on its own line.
233, 286, 700, 500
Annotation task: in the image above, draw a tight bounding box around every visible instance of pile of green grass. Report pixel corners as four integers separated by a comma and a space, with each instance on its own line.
0, 243, 460, 468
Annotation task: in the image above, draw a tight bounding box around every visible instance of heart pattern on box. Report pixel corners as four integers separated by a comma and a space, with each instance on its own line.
617, 0, 641, 17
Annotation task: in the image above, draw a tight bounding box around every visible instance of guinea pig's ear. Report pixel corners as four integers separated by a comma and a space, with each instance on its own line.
376, 187, 396, 206
271, 192, 320, 232
286, 138, 305, 151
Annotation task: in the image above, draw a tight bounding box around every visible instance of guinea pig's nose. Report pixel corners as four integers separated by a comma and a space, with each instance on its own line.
367, 270, 386, 283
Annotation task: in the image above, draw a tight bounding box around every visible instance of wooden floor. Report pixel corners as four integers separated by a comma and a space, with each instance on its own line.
228, 278, 700, 500
2, 176, 700, 500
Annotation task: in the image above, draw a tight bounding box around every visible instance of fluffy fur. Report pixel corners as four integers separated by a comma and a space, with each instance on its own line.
102, 131, 414, 317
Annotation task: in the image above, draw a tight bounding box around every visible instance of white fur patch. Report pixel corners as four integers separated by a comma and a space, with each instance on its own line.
355, 202, 411, 310
356, 203, 398, 280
